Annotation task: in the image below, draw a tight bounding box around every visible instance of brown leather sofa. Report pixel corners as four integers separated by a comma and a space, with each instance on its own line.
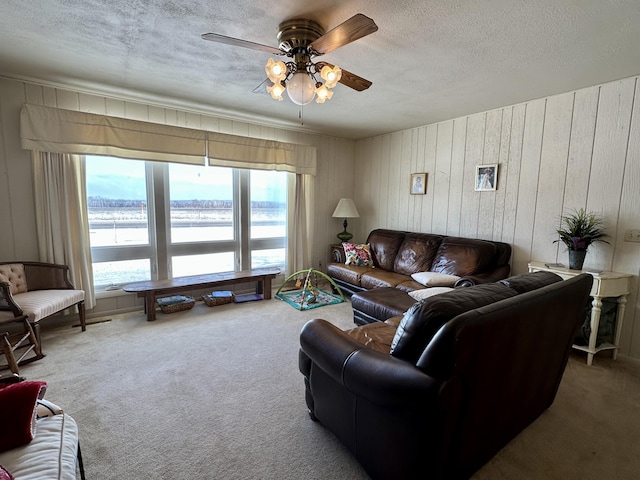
327, 229, 512, 325
299, 271, 593, 480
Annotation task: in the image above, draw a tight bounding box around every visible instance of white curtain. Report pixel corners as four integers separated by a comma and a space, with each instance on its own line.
287, 173, 314, 274
32, 151, 96, 309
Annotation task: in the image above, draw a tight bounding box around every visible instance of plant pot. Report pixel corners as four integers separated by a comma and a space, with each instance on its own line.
568, 250, 587, 270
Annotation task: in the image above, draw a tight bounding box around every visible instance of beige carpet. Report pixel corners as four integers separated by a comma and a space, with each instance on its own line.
14, 298, 640, 479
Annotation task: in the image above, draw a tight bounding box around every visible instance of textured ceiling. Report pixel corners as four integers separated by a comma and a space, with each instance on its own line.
0, 0, 639, 140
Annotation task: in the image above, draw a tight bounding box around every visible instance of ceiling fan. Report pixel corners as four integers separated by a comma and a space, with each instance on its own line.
201, 13, 378, 105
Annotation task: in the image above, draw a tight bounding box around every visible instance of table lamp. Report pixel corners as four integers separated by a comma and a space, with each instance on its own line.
332, 198, 360, 242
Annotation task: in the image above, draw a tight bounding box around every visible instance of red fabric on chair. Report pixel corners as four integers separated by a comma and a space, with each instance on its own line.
0, 381, 47, 452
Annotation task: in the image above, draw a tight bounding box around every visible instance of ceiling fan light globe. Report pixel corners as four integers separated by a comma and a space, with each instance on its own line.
315, 84, 333, 103
287, 71, 316, 105
267, 82, 285, 101
265, 58, 287, 83
320, 65, 342, 89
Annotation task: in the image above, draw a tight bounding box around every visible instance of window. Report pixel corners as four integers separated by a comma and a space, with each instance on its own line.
86, 156, 287, 288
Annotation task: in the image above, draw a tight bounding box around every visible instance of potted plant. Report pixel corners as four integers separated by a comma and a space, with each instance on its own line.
554, 208, 609, 270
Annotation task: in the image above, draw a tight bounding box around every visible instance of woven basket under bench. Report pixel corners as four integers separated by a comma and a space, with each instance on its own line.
203, 291, 234, 307
157, 295, 196, 313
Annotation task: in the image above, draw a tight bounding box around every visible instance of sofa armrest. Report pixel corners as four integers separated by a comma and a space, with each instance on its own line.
0, 281, 23, 316
300, 318, 442, 408
454, 264, 511, 287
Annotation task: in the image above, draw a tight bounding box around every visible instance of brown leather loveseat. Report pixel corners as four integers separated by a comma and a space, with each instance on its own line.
299, 271, 593, 479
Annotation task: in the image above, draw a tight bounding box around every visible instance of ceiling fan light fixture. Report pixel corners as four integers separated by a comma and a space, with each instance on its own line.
265, 58, 287, 83
315, 83, 333, 103
266, 81, 286, 101
320, 64, 342, 89
287, 71, 316, 105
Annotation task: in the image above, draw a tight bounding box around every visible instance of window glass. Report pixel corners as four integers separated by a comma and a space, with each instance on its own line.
171, 252, 235, 277
85, 156, 287, 290
251, 248, 286, 269
250, 170, 287, 240
168, 164, 233, 243
92, 259, 150, 287
86, 156, 149, 246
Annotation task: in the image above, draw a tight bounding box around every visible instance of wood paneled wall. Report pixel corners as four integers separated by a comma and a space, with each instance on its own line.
355, 76, 640, 358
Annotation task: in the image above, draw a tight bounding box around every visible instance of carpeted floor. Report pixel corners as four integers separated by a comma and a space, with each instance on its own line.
14, 297, 640, 479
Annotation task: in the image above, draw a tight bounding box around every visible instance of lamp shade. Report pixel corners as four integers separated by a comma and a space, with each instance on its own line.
332, 198, 360, 218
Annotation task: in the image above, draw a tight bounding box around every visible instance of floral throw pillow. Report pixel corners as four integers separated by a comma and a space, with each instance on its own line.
343, 242, 374, 267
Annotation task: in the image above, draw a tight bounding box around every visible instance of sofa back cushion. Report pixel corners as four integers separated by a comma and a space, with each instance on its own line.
366, 229, 407, 271
430, 237, 497, 276
390, 283, 518, 364
393, 233, 444, 276
0, 264, 27, 295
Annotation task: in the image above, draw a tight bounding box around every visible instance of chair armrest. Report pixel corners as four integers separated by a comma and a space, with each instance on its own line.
454, 264, 511, 287
0, 282, 23, 316
22, 262, 76, 290
300, 318, 442, 408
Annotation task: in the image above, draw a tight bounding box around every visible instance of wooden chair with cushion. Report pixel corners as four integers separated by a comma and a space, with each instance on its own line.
0, 262, 85, 373
0, 314, 43, 374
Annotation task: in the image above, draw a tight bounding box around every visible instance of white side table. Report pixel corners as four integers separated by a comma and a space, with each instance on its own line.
528, 261, 632, 366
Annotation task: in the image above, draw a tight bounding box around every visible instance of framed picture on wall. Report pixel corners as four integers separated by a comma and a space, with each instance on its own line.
410, 173, 427, 195
475, 164, 498, 191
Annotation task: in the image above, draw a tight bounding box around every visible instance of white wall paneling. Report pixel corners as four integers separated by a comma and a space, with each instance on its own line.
355, 75, 640, 359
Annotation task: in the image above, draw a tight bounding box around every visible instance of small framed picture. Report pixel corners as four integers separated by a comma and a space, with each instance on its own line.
410, 173, 427, 195
475, 164, 498, 191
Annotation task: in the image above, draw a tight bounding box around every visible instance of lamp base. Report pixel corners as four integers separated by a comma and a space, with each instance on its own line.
336, 231, 353, 242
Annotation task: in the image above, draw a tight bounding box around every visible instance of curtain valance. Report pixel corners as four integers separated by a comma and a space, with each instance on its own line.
20, 104, 317, 174
207, 133, 316, 176
21, 104, 206, 165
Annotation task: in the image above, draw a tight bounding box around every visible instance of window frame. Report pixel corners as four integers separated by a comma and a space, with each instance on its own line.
86, 157, 287, 288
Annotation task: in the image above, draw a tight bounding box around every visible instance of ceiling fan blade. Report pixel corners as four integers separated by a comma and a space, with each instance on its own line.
201, 33, 284, 56
309, 13, 378, 55
252, 78, 270, 94
317, 62, 372, 91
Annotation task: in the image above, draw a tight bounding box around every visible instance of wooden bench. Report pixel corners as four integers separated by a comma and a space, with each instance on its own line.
123, 268, 280, 322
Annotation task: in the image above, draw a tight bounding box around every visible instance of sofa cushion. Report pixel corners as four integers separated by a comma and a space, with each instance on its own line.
395, 279, 425, 292
0, 414, 79, 480
408, 286, 455, 301
0, 264, 27, 296
360, 270, 411, 290
326, 263, 370, 287
430, 237, 498, 277
393, 233, 443, 276
351, 287, 416, 323
0, 381, 47, 453
343, 242, 374, 267
366, 229, 406, 271
390, 283, 518, 363
344, 322, 397, 354
411, 271, 461, 287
